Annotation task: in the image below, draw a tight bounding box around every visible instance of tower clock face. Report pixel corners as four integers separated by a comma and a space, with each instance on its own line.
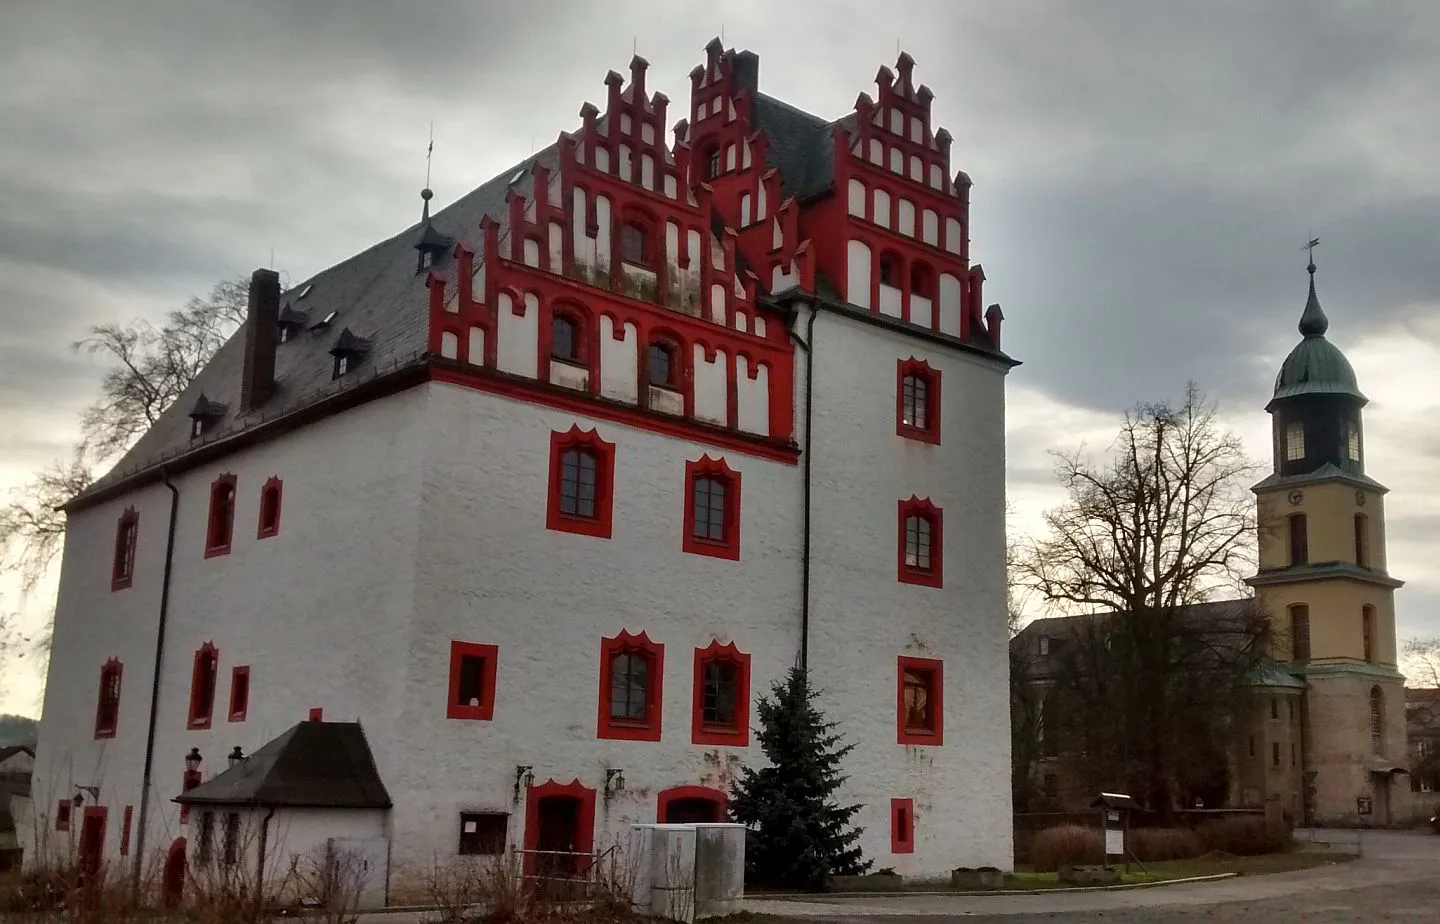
1356, 491, 1366, 506
1288, 489, 1304, 506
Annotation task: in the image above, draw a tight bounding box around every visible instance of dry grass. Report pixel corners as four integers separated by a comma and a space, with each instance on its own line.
1194, 816, 1291, 856
1128, 827, 1203, 862
1030, 824, 1103, 872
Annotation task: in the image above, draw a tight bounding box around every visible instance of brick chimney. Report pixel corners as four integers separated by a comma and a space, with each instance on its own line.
240, 268, 281, 411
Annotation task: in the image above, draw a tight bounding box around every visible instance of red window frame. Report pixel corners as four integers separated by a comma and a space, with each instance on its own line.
683, 456, 742, 560
447, 640, 500, 721
256, 476, 283, 539
204, 474, 238, 558
656, 785, 728, 823
597, 630, 664, 741
647, 340, 679, 388
228, 666, 250, 722
120, 805, 134, 856
890, 798, 915, 853
546, 426, 616, 539
897, 655, 944, 746
188, 642, 219, 729
550, 311, 586, 364
56, 800, 71, 832
691, 640, 751, 746
180, 770, 201, 825
94, 657, 123, 739
522, 780, 596, 878
897, 497, 943, 587
896, 358, 941, 444
112, 507, 139, 590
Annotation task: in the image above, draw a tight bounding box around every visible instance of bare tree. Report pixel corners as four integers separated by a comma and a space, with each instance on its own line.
0, 452, 94, 594
1402, 637, 1440, 689
1016, 383, 1266, 815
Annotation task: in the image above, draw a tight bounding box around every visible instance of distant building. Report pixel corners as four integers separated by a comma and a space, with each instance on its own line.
30, 41, 1016, 899
1406, 688, 1440, 814
1014, 259, 1411, 826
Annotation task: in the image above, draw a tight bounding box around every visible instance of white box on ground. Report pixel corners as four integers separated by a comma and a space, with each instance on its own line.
629, 822, 746, 921
691, 824, 746, 917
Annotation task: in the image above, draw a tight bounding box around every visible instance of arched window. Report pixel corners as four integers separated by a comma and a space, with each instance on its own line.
1288, 604, 1311, 661
1362, 605, 1375, 663
879, 252, 902, 288
598, 631, 664, 740
898, 496, 943, 587
1369, 686, 1384, 754
648, 342, 676, 387
1354, 514, 1369, 567
551, 314, 581, 363
1288, 514, 1308, 566
909, 262, 934, 300
621, 222, 650, 266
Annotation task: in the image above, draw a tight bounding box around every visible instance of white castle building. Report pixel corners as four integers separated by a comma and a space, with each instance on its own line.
31, 42, 1016, 901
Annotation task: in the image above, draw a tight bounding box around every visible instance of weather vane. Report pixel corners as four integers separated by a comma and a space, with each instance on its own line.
1303, 236, 1319, 272
425, 121, 434, 190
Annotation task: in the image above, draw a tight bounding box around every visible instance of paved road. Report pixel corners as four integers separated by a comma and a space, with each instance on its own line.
743, 829, 1440, 922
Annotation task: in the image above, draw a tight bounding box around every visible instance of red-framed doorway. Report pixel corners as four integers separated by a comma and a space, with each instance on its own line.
655, 785, 728, 824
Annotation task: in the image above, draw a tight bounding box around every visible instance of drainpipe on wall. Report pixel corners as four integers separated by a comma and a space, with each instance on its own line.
787, 300, 819, 674
131, 469, 180, 895
256, 806, 275, 902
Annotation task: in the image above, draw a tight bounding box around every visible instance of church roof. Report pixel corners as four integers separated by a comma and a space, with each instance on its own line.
1271, 265, 1365, 405
1244, 659, 1307, 690
174, 721, 391, 809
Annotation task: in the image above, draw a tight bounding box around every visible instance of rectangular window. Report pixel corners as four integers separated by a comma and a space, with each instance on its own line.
205, 474, 238, 557
257, 477, 283, 539
447, 641, 499, 721
692, 641, 751, 746
895, 359, 942, 443
1271, 741, 1281, 767
458, 812, 509, 856
546, 427, 616, 539
1289, 605, 1311, 661
896, 656, 943, 745
120, 805, 133, 856
197, 812, 215, 866
597, 631, 664, 741
897, 498, 944, 587
1289, 699, 1296, 723
1285, 421, 1305, 462
95, 659, 123, 739
1362, 606, 1375, 663
222, 812, 240, 866
1346, 421, 1361, 462
1290, 742, 1297, 767
112, 508, 139, 590
1288, 515, 1308, 566
1270, 698, 1279, 720
1354, 514, 1369, 567
890, 798, 915, 854
1248, 735, 1256, 758
228, 666, 250, 722
683, 457, 742, 560
188, 644, 219, 729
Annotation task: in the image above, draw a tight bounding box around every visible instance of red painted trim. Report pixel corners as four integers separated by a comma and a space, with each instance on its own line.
598, 630, 665, 741
546, 425, 617, 539
179, 770, 201, 825
895, 358, 941, 444
447, 640, 499, 721
187, 642, 218, 729
897, 496, 944, 588
120, 805, 134, 856
429, 363, 798, 465
204, 473, 237, 558
691, 640, 751, 746
523, 779, 597, 876
897, 655, 944, 746
307, 707, 323, 722
256, 476, 283, 539
682, 455, 742, 560
656, 785, 728, 823
227, 666, 250, 722
111, 506, 138, 590
55, 800, 71, 832
890, 797, 915, 853
78, 805, 108, 878
94, 657, 123, 739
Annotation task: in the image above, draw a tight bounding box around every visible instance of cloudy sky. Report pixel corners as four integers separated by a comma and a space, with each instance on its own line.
2, 1, 1438, 713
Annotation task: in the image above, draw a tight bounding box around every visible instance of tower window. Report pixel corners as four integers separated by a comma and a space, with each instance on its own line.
879, 253, 902, 288
1345, 421, 1361, 463
552, 315, 581, 363
1289, 604, 1311, 661
1354, 514, 1369, 567
648, 342, 676, 387
1362, 605, 1375, 663
621, 223, 649, 266
1369, 686, 1384, 754
1288, 514, 1308, 567
1285, 421, 1305, 462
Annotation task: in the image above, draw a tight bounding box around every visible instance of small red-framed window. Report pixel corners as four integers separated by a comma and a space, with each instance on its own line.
228, 666, 250, 722
692, 640, 751, 746
257, 476, 283, 539
447, 640, 499, 721
187, 642, 219, 729
683, 456, 742, 560
55, 800, 71, 832
897, 656, 943, 745
891, 798, 915, 853
551, 312, 585, 364
897, 497, 943, 587
112, 507, 139, 590
546, 426, 616, 539
94, 657, 123, 739
598, 630, 664, 741
204, 474, 237, 557
120, 805, 134, 856
896, 358, 941, 444
620, 222, 651, 267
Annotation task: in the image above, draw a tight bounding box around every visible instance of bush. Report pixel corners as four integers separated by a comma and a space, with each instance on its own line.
1128, 827, 1202, 862
1194, 816, 1290, 856
1030, 824, 1102, 872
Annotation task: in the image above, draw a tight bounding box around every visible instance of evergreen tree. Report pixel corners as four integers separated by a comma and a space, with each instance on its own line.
728, 666, 870, 890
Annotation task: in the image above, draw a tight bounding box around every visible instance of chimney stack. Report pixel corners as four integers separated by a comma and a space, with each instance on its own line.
240, 268, 281, 412
731, 51, 760, 97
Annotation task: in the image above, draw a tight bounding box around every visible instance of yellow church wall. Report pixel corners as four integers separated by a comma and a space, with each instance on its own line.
1255, 482, 1387, 572
1258, 581, 1397, 666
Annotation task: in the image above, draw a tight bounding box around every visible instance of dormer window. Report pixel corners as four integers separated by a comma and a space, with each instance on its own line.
188, 395, 226, 441
621, 223, 649, 266
277, 305, 308, 343
1285, 421, 1305, 462
329, 328, 371, 380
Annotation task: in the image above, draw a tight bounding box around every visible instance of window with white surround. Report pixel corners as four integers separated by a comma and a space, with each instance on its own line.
1285, 421, 1305, 461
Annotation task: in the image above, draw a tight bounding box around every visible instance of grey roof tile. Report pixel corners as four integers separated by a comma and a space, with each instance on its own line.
174, 721, 390, 809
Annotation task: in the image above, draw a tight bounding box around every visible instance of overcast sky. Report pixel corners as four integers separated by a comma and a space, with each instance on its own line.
3, 1, 1439, 713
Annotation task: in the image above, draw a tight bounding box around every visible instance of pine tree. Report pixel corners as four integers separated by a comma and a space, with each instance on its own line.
728, 666, 870, 890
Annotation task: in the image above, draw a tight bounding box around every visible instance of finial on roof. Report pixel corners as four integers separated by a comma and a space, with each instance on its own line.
1299, 236, 1328, 337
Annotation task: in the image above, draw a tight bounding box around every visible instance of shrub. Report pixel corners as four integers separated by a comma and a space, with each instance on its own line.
1030, 824, 1102, 872
1194, 816, 1290, 856
1128, 827, 1202, 862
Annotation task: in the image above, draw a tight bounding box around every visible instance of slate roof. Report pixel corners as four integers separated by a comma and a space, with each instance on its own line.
749, 93, 855, 202
174, 721, 391, 809
74, 146, 560, 505
0, 746, 33, 765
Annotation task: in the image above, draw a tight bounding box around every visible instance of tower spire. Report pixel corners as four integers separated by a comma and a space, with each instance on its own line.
1299, 237, 1328, 338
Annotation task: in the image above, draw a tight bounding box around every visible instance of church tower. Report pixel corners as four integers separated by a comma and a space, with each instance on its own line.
1247, 253, 1409, 825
